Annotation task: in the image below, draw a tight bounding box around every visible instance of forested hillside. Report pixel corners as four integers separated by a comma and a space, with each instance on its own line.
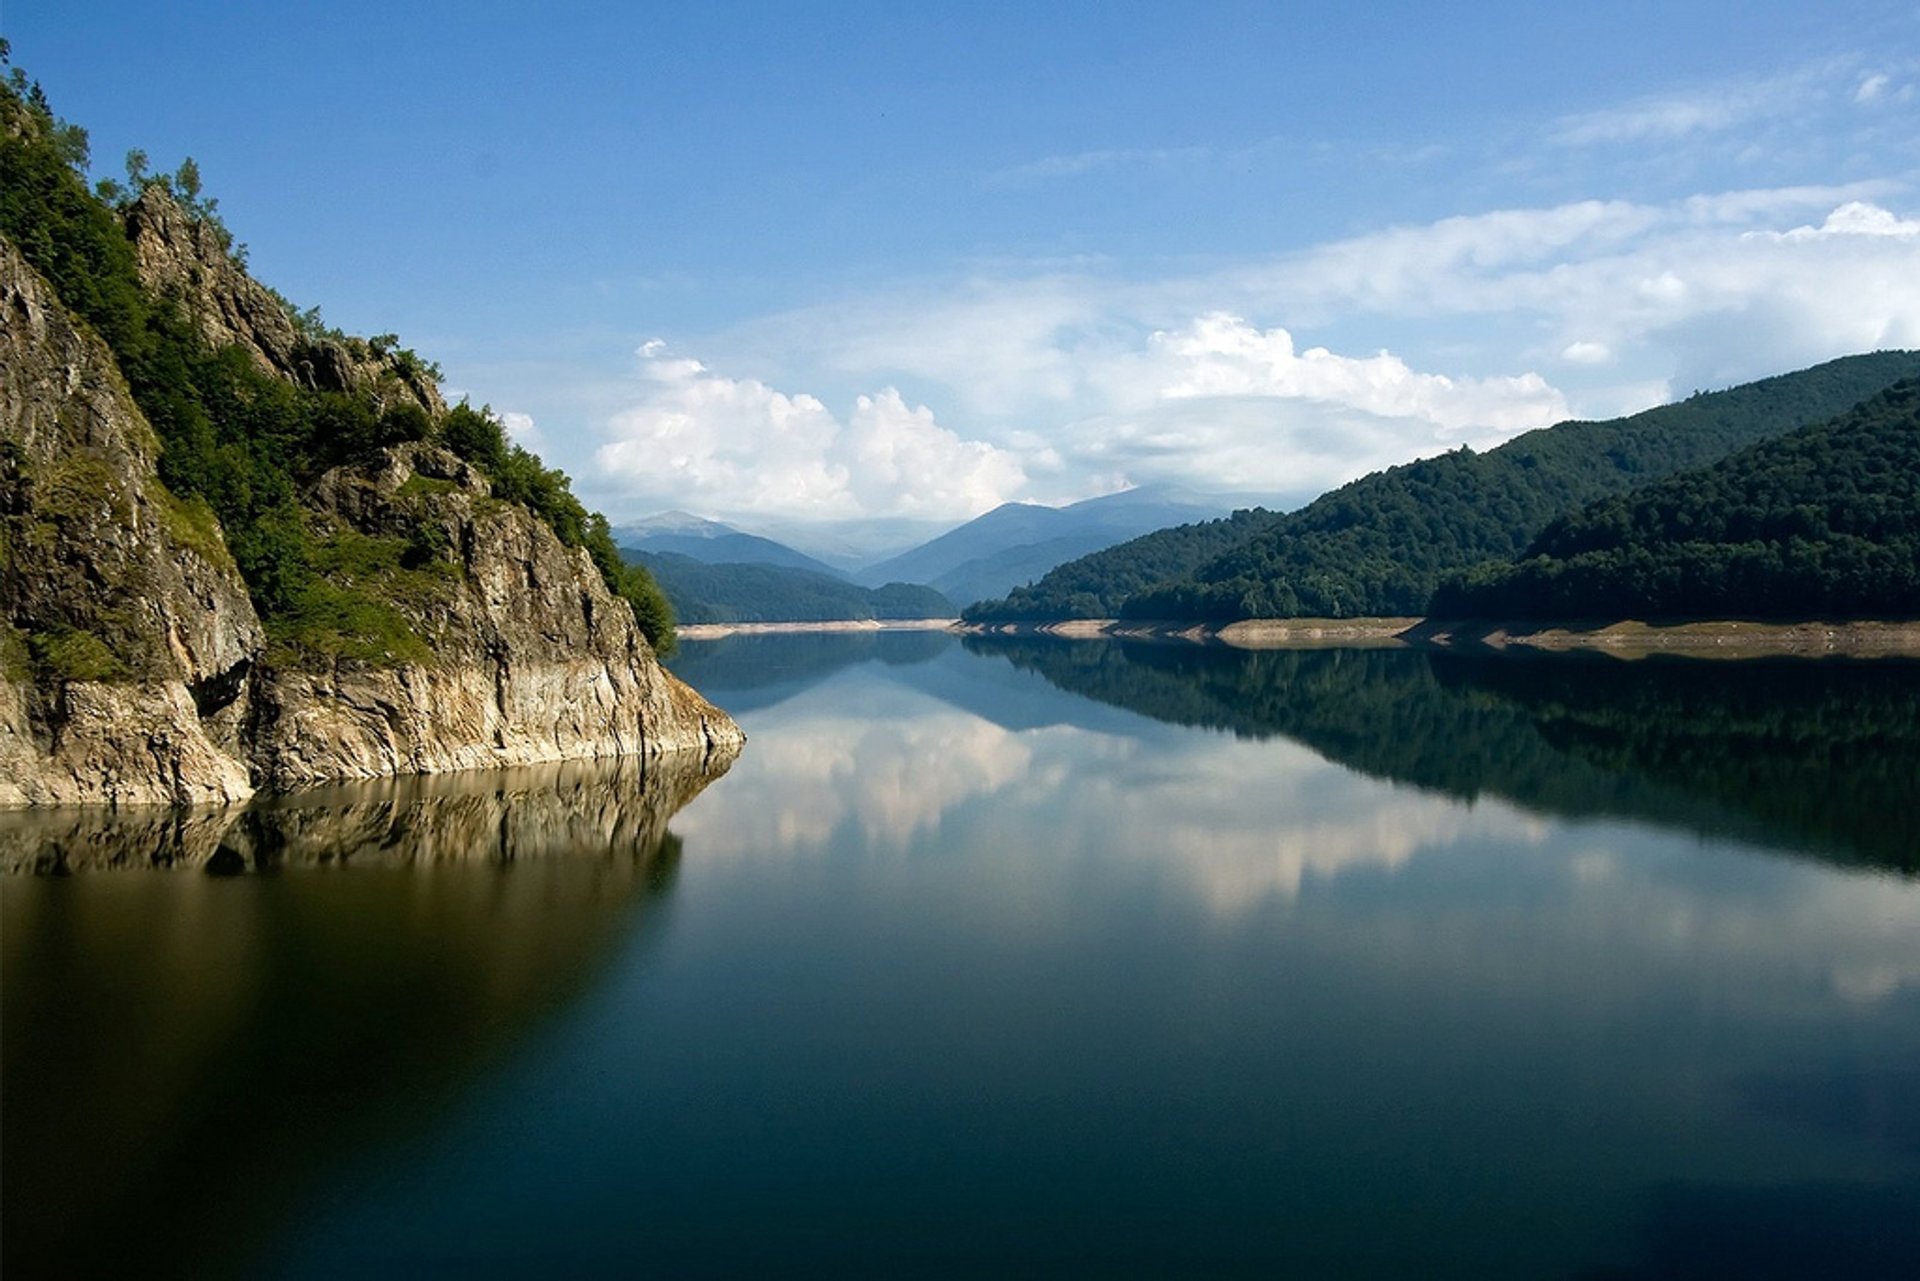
963, 354, 1920, 624
632, 552, 954, 624
962, 507, 1286, 622
1434, 381, 1920, 620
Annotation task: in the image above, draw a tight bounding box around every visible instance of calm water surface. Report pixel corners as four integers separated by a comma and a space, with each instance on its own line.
6, 634, 1920, 1278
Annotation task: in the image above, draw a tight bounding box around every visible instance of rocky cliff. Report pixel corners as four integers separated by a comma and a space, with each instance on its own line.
124, 187, 447, 418
0, 222, 740, 808
247, 440, 741, 789
0, 233, 260, 805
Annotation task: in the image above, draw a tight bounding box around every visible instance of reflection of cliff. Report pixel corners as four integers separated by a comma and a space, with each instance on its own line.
0, 754, 722, 873
0, 756, 719, 1280
965, 638, 1920, 874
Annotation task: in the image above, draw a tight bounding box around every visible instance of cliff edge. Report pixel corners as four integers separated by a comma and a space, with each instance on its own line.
0, 214, 739, 807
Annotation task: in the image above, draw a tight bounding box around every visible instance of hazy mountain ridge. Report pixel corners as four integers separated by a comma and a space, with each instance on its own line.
859, 487, 1232, 606
630, 551, 954, 624
615, 512, 848, 578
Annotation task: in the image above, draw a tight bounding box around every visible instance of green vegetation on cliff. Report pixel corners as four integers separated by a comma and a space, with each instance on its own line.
0, 52, 673, 659
1434, 381, 1920, 620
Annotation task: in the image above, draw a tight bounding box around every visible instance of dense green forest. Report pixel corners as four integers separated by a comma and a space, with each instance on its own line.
967, 353, 1920, 623
1121, 354, 1920, 621
965, 637, 1920, 873
0, 51, 673, 659
1434, 381, 1920, 620
962, 507, 1286, 622
632, 551, 954, 624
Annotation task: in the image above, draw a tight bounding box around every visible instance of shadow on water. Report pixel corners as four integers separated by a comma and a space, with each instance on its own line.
0, 754, 724, 1281
963, 637, 1920, 875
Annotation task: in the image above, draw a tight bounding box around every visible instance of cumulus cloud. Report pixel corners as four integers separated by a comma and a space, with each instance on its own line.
1147, 313, 1565, 433
1211, 192, 1920, 395
1769, 199, 1920, 240
587, 184, 1920, 522
592, 343, 1026, 522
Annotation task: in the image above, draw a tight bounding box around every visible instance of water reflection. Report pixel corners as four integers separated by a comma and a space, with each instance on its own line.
12, 637, 1920, 1278
965, 637, 1920, 875
0, 756, 723, 1281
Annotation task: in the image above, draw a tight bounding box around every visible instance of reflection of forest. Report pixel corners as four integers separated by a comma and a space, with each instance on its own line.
0, 756, 722, 1281
965, 637, 1920, 874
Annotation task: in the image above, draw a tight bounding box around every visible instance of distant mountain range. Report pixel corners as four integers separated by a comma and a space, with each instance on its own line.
617, 485, 1278, 619
628, 550, 955, 625
854, 486, 1240, 606
614, 511, 849, 578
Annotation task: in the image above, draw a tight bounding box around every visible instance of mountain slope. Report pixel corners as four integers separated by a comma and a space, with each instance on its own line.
963, 508, 1288, 622
861, 487, 1228, 604
1117, 352, 1920, 621
1434, 380, 1920, 620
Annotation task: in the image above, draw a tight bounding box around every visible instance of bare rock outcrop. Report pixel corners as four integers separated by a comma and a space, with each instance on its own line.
0, 235, 259, 805
0, 225, 739, 809
248, 444, 741, 789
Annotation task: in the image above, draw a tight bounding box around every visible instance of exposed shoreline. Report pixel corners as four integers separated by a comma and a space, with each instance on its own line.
958, 616, 1920, 657
675, 618, 960, 640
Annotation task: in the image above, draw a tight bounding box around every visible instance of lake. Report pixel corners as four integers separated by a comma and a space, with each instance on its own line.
6, 632, 1920, 1278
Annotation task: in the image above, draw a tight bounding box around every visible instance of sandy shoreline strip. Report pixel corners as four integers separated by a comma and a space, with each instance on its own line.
958, 617, 1920, 657
675, 618, 959, 640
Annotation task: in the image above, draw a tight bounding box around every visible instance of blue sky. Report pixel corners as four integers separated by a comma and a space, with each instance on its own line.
11, 1, 1920, 531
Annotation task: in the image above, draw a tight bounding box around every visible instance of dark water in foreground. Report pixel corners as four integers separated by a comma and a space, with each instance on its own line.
6, 635, 1920, 1279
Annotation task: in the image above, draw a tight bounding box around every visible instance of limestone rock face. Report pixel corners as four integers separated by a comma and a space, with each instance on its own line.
0, 228, 739, 809
0, 235, 259, 805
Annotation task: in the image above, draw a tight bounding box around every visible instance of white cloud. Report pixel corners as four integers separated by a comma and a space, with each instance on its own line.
1769, 199, 1920, 240
497, 410, 545, 451
987, 144, 1212, 187
1857, 72, 1890, 104
1147, 313, 1566, 433
1548, 61, 1844, 147
1212, 192, 1920, 393
592, 343, 1026, 522
589, 186, 1920, 522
